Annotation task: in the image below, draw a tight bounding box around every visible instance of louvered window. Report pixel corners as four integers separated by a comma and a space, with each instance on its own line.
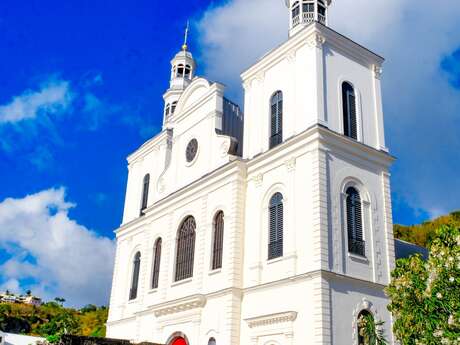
346, 187, 365, 256
151, 238, 162, 289
268, 193, 284, 260
175, 216, 196, 282
270, 91, 283, 149
342, 82, 358, 140
129, 252, 141, 300
212, 211, 224, 270
140, 174, 150, 215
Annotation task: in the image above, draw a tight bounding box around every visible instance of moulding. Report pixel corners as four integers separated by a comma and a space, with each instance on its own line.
245, 311, 298, 328
153, 294, 206, 317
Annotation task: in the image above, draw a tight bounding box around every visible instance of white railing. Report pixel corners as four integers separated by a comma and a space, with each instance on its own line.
292, 15, 300, 27
302, 12, 315, 24
318, 13, 326, 25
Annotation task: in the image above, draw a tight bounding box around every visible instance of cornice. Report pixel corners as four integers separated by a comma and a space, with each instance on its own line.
241, 22, 384, 82
151, 294, 206, 317
127, 130, 169, 165
245, 311, 298, 328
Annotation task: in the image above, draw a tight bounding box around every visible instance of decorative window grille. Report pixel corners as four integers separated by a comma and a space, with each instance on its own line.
140, 174, 150, 215
129, 252, 141, 300
346, 187, 365, 256
268, 193, 284, 260
151, 238, 162, 289
342, 82, 358, 140
270, 91, 283, 149
175, 216, 196, 282
212, 211, 224, 270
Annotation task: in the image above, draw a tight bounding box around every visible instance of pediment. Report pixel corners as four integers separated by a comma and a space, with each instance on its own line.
175, 78, 212, 115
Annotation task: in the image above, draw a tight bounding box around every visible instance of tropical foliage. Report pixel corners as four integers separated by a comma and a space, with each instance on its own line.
386, 225, 460, 345
0, 301, 108, 342
394, 210, 460, 247
358, 312, 388, 345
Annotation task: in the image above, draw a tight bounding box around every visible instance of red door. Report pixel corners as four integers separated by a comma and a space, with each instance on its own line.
171, 337, 187, 345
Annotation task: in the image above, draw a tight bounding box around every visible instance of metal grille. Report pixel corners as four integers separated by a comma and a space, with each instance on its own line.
270, 91, 283, 149
129, 252, 141, 300
346, 187, 365, 256
268, 193, 284, 260
151, 238, 162, 289
140, 174, 150, 215
212, 211, 224, 270
342, 82, 358, 140
175, 216, 196, 282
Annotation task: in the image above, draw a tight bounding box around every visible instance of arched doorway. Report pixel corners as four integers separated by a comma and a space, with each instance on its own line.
171, 338, 187, 345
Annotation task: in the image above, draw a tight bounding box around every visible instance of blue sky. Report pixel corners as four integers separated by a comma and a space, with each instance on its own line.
0, 0, 459, 306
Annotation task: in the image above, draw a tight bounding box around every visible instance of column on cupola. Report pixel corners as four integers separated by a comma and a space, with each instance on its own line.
162, 24, 196, 129
285, 0, 332, 37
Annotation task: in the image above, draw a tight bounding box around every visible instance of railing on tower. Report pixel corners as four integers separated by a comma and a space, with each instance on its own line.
302, 12, 315, 24
292, 15, 300, 27
318, 13, 326, 25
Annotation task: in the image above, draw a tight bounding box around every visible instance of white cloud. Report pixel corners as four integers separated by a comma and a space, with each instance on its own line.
196, 0, 460, 219
0, 79, 73, 124
0, 188, 115, 307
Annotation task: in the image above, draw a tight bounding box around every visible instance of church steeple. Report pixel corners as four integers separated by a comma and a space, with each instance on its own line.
285, 0, 332, 36
163, 22, 197, 127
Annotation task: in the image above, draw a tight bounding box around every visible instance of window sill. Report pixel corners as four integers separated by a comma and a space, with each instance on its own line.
147, 288, 158, 294
208, 268, 222, 276
127, 298, 138, 304
348, 252, 369, 263
267, 256, 284, 265
171, 277, 193, 287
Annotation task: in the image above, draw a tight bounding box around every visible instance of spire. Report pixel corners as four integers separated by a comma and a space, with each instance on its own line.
182, 21, 190, 52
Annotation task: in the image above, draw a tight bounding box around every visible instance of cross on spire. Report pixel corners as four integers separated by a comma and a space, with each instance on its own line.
182, 21, 190, 51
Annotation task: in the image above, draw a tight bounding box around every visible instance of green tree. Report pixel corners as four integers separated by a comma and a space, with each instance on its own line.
386, 225, 460, 344
358, 312, 388, 345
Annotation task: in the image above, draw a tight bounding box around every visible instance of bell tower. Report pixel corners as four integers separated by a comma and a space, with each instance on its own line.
285, 0, 332, 36
163, 22, 196, 127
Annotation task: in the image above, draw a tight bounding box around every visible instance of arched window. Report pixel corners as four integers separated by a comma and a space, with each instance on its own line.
357, 310, 373, 345
270, 91, 283, 149
151, 238, 162, 289
212, 211, 224, 270
184, 65, 191, 79
171, 101, 178, 114
129, 252, 141, 300
140, 174, 150, 215
208, 338, 216, 345
268, 193, 284, 260
175, 216, 196, 281
177, 64, 184, 78
346, 187, 365, 256
342, 82, 358, 140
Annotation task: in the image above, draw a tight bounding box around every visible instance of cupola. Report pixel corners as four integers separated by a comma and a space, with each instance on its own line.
285, 0, 332, 36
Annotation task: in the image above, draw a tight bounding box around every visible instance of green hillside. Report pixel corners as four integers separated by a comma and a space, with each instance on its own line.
394, 210, 460, 247
0, 301, 108, 341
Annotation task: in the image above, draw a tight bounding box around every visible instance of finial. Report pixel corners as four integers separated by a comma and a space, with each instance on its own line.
182, 21, 190, 51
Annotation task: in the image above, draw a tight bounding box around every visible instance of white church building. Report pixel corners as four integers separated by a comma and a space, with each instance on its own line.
107, 1, 397, 344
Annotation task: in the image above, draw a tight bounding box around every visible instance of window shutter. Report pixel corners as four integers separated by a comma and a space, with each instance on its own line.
141, 174, 150, 214
212, 212, 224, 270
268, 193, 284, 260
130, 252, 141, 300
349, 93, 358, 140
175, 217, 196, 282
346, 188, 365, 256
152, 239, 162, 289
270, 92, 283, 148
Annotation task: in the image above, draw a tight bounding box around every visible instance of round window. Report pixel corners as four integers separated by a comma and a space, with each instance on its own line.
186, 139, 198, 163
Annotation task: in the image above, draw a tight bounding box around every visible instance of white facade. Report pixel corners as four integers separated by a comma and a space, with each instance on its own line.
107, 2, 396, 345
0, 333, 44, 345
